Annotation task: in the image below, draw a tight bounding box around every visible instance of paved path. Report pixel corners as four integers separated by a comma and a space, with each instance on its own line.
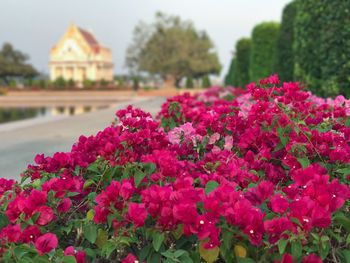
0, 97, 165, 180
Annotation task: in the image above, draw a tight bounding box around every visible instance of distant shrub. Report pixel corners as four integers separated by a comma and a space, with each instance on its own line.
83, 79, 95, 89
276, 1, 297, 82
8, 79, 17, 88
233, 38, 251, 87
225, 58, 236, 86
53, 77, 66, 89
66, 79, 75, 88
249, 22, 280, 82
99, 79, 109, 87
201, 75, 211, 88
186, 76, 194, 89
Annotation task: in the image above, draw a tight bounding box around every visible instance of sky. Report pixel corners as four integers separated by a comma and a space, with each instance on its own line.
0, 0, 291, 79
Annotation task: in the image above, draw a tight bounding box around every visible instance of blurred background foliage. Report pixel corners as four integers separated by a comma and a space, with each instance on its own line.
225, 0, 350, 97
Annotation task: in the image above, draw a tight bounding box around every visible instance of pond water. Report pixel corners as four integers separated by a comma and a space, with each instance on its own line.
0, 105, 109, 124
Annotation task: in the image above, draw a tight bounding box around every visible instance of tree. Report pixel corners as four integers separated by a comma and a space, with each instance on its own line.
202, 75, 211, 88
249, 22, 280, 82
0, 43, 37, 84
126, 12, 221, 87
185, 76, 194, 89
294, 0, 350, 97
233, 38, 251, 87
53, 77, 66, 89
276, 1, 297, 82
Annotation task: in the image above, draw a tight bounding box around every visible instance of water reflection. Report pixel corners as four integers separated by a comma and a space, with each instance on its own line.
0, 105, 108, 124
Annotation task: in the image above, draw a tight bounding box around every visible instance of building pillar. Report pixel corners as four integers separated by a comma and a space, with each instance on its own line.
73, 66, 78, 84
50, 65, 56, 81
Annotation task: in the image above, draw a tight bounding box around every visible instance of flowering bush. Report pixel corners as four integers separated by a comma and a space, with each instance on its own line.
0, 75, 349, 263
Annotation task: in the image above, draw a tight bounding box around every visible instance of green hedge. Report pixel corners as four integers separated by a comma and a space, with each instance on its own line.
294, 0, 323, 94
294, 0, 350, 97
225, 58, 236, 86
318, 0, 350, 97
233, 38, 251, 87
276, 1, 297, 82
185, 76, 194, 88
202, 74, 211, 88
249, 22, 280, 82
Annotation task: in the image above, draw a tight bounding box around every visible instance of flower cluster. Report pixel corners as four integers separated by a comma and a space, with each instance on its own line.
0, 75, 349, 263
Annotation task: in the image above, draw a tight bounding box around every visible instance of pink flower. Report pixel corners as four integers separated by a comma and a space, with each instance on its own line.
57, 198, 72, 213
302, 254, 322, 263
0, 224, 21, 243
120, 180, 135, 200
128, 202, 148, 227
20, 226, 41, 243
35, 233, 58, 255
64, 246, 86, 263
264, 217, 294, 244
173, 202, 198, 224
311, 205, 331, 228
224, 136, 233, 150
275, 253, 293, 263
270, 194, 289, 214
209, 133, 220, 145
93, 206, 110, 224
35, 206, 54, 226
122, 253, 138, 263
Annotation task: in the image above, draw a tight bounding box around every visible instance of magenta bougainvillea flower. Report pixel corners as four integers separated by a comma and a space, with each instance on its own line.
34, 233, 58, 255
0, 75, 349, 262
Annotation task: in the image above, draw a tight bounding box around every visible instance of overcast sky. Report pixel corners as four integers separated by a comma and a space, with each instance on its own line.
0, 0, 291, 78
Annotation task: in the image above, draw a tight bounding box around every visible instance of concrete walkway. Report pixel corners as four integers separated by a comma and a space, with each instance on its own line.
0, 97, 165, 180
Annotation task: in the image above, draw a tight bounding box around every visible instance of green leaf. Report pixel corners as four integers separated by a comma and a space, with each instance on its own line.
336, 167, 350, 175
291, 240, 302, 260
95, 229, 108, 249
152, 231, 165, 252
236, 259, 255, 263
297, 157, 310, 168
148, 251, 161, 263
179, 253, 194, 263
278, 239, 288, 255
174, 250, 187, 258
144, 162, 157, 174
199, 241, 219, 263
87, 163, 99, 173
333, 212, 350, 232
320, 241, 330, 260
86, 209, 95, 221
62, 255, 77, 263
139, 244, 153, 261
102, 241, 118, 259
290, 217, 302, 226
337, 249, 350, 263
14, 246, 30, 259
277, 126, 289, 146
83, 224, 97, 244
134, 170, 146, 187
345, 118, 350, 127
32, 256, 51, 263
320, 235, 329, 243
205, 181, 219, 195
83, 179, 95, 189
0, 213, 9, 230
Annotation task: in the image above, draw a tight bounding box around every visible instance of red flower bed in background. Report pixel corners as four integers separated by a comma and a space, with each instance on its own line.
0, 75, 349, 263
